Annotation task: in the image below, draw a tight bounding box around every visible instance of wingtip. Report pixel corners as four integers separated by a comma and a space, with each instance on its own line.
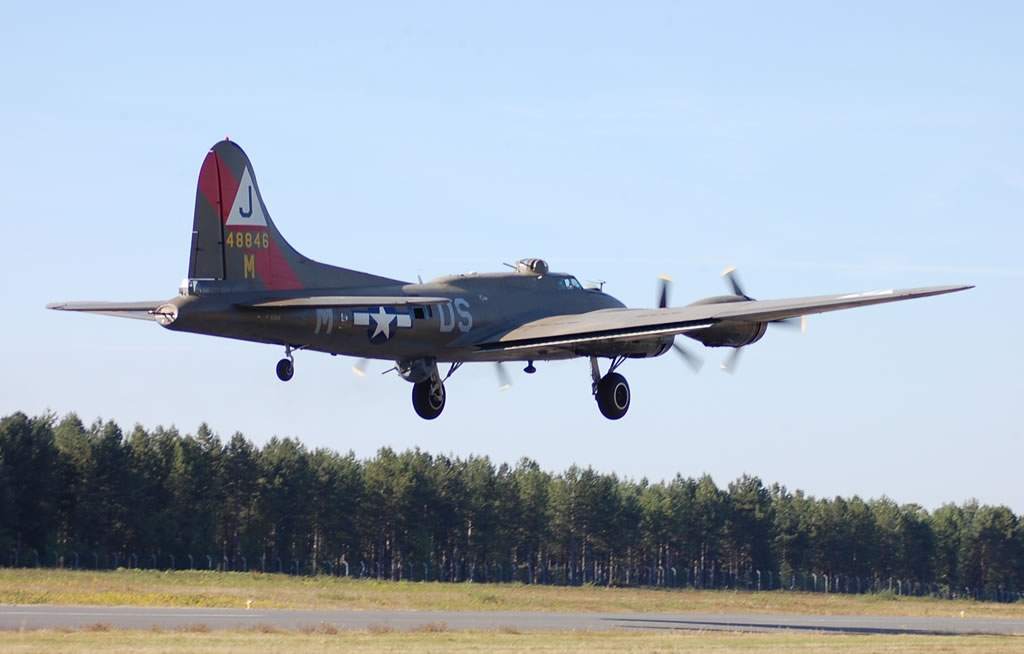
940, 284, 975, 294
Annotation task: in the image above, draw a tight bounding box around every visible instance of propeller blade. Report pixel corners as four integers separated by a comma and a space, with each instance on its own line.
720, 347, 743, 374
495, 362, 512, 391
770, 314, 808, 332
658, 275, 672, 308
721, 266, 749, 299
672, 341, 704, 373
352, 358, 369, 377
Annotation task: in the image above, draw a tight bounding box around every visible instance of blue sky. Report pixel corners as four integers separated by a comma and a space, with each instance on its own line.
2, 2, 1021, 511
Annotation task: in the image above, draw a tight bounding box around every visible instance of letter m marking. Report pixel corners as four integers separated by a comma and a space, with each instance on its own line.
315, 308, 334, 335
243, 253, 256, 279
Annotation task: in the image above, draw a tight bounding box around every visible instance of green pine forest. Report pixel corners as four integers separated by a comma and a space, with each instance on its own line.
1, 411, 1020, 601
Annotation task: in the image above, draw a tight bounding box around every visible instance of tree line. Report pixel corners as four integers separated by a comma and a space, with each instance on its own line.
0, 411, 1020, 600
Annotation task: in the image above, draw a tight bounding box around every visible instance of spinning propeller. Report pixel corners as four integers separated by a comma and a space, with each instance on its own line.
657, 275, 705, 373
495, 363, 512, 391
719, 267, 805, 373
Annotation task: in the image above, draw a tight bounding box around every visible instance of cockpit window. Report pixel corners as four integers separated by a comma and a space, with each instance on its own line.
559, 276, 583, 291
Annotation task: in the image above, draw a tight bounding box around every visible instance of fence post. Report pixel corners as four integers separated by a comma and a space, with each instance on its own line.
92, 552, 99, 569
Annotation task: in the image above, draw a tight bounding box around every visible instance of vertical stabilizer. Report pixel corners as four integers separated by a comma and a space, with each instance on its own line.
188, 140, 403, 291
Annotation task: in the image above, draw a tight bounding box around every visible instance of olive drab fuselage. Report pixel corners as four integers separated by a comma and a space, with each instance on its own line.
159, 272, 644, 363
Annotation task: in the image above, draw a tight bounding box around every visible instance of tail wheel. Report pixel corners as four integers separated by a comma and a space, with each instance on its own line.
412, 378, 446, 420
276, 358, 294, 382
596, 372, 630, 420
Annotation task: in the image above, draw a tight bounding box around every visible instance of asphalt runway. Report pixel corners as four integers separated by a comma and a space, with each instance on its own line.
1, 605, 1022, 635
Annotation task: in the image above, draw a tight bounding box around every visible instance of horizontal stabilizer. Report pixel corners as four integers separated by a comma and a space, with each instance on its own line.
46, 301, 167, 321
246, 296, 452, 309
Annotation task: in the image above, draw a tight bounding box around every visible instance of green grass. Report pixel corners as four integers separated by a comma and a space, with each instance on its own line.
0, 628, 1021, 654
0, 568, 1021, 619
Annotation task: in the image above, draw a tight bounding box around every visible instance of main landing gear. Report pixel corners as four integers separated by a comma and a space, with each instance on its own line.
276, 345, 300, 382
412, 374, 446, 420
410, 361, 460, 420
591, 356, 630, 420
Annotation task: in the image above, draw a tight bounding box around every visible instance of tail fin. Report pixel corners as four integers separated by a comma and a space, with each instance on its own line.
188, 140, 403, 291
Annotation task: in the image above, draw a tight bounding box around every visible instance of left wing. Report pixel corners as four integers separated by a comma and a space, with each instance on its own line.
477, 284, 972, 355
46, 301, 168, 321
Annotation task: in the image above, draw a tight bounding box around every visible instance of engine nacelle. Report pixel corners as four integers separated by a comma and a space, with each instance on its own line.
396, 357, 436, 383
686, 321, 767, 348
625, 338, 674, 358
682, 295, 768, 348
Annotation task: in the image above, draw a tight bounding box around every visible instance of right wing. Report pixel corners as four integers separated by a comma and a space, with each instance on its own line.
475, 284, 972, 356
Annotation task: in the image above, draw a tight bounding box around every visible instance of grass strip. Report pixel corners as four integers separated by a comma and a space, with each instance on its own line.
0, 628, 1022, 654
0, 568, 1021, 619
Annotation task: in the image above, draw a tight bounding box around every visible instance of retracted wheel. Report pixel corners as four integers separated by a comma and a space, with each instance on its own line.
412, 377, 446, 420
276, 358, 294, 382
596, 372, 630, 420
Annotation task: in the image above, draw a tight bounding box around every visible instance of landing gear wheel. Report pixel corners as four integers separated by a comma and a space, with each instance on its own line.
276, 358, 294, 382
596, 372, 630, 420
412, 378, 446, 420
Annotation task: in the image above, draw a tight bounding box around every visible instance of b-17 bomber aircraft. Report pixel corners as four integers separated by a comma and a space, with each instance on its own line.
49, 140, 972, 420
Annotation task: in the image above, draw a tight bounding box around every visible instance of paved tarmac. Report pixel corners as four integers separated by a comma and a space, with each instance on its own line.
1, 605, 1022, 635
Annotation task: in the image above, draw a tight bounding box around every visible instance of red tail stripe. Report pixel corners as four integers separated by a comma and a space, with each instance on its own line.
196, 151, 242, 224
215, 155, 241, 224
265, 238, 304, 290
196, 152, 220, 219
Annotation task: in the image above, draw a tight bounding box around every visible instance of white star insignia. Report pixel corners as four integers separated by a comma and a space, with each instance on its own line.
370, 306, 396, 339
